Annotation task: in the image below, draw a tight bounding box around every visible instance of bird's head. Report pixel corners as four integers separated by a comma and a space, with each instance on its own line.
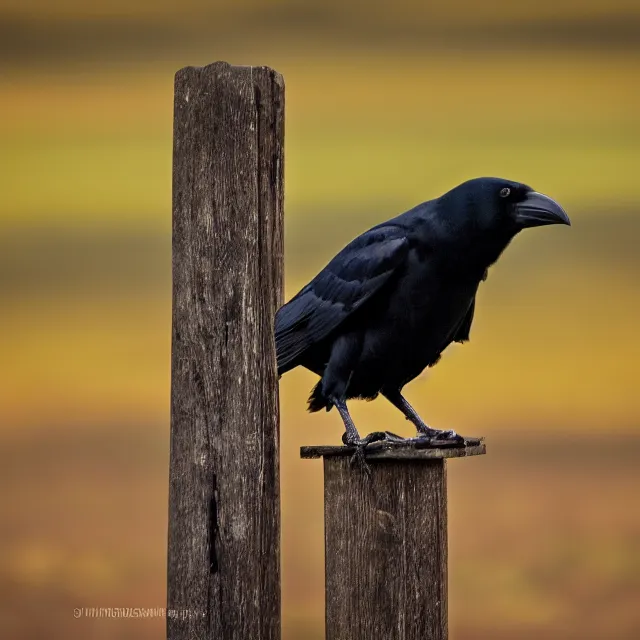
442, 177, 570, 236
435, 177, 570, 272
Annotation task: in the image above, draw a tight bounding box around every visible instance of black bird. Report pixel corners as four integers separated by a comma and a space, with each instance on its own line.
276, 177, 570, 446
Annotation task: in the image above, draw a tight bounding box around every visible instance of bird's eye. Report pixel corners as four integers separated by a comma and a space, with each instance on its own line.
500, 187, 511, 198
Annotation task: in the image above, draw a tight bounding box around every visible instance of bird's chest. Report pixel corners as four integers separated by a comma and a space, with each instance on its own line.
391, 267, 477, 333
362, 270, 478, 372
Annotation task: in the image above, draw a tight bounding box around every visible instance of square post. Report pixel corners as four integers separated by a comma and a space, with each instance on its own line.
302, 442, 485, 640
168, 62, 284, 640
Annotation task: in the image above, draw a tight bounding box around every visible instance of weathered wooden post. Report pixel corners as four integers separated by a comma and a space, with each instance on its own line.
168, 62, 284, 640
301, 442, 486, 640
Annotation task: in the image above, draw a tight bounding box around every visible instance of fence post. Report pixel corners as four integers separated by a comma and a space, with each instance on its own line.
168, 62, 284, 640
301, 442, 486, 640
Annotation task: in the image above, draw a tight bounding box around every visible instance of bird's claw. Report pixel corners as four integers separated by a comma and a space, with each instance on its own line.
379, 428, 471, 448
342, 428, 477, 474
342, 431, 390, 475
350, 445, 371, 476
413, 427, 466, 446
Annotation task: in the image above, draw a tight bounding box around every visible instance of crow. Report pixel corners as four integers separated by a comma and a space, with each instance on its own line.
276, 177, 570, 447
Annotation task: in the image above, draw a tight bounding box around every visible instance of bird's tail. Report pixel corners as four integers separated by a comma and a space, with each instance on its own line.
307, 381, 331, 413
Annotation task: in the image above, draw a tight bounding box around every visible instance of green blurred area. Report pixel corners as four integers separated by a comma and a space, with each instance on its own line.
1, 2, 639, 639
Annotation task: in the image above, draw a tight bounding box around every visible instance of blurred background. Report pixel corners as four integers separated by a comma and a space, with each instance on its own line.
1, 1, 639, 638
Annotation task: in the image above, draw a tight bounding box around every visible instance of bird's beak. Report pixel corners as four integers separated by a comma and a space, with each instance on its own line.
514, 191, 571, 228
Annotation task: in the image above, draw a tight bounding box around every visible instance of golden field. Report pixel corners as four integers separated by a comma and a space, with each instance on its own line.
1, 2, 639, 638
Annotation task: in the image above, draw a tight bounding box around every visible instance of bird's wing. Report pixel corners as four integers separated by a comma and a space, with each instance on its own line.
451, 268, 486, 343
452, 297, 475, 344
276, 228, 409, 374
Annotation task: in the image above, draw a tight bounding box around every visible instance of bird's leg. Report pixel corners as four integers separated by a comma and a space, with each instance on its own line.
333, 398, 388, 447
382, 389, 465, 444
330, 397, 388, 474
332, 397, 361, 444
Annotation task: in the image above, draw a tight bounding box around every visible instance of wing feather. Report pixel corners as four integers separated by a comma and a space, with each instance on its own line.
276, 229, 408, 374
452, 298, 475, 344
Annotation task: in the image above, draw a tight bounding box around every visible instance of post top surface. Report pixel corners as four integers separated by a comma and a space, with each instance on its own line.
175, 61, 284, 86
300, 438, 486, 460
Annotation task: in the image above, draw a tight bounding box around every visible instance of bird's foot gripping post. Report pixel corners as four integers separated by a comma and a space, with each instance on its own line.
331, 394, 476, 472
340, 430, 390, 475
301, 440, 485, 640
340, 428, 482, 474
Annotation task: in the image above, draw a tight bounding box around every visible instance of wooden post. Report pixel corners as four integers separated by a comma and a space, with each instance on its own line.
168, 62, 284, 640
301, 442, 486, 640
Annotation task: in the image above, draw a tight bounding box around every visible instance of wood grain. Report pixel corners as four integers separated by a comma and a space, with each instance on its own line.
168, 61, 284, 640
324, 458, 448, 640
301, 441, 485, 460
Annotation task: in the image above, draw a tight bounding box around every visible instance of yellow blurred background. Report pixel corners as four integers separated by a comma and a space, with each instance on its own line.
1, 1, 639, 638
